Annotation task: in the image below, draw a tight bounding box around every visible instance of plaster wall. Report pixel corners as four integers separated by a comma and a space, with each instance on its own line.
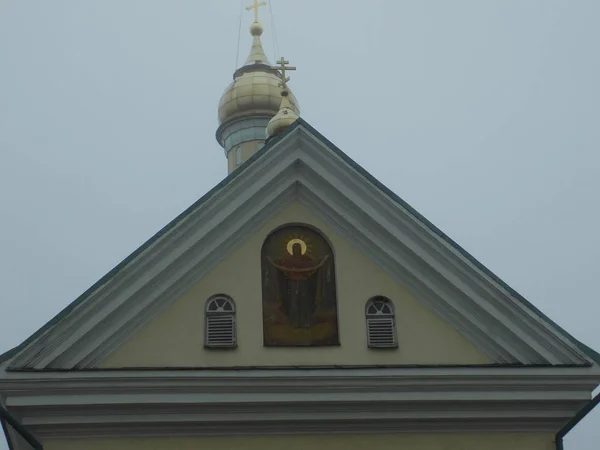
100, 201, 491, 368
44, 433, 555, 450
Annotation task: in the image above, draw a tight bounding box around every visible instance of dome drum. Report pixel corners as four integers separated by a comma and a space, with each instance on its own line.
217, 116, 271, 155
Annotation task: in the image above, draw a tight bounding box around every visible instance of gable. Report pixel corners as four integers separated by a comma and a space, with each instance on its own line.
3, 120, 598, 371
100, 201, 491, 368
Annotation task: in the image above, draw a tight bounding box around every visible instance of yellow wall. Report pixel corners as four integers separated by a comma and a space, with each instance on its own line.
44, 433, 555, 450
100, 201, 491, 368
227, 139, 263, 173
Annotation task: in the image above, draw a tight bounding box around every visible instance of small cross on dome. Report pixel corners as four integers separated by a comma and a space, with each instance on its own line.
272, 57, 297, 90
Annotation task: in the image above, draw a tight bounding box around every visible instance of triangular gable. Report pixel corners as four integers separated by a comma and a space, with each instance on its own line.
100, 200, 493, 368
2, 119, 598, 370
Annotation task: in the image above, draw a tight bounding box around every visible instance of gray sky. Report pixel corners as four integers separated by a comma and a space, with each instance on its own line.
1, 0, 599, 448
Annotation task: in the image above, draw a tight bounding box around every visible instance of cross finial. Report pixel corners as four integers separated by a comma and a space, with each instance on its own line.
271, 57, 297, 90
246, 0, 267, 24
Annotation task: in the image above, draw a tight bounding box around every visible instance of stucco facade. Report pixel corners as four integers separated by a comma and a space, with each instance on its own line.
101, 201, 491, 368
2, 123, 599, 448
45, 433, 555, 450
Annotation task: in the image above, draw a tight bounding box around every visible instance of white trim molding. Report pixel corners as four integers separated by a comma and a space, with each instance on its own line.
1, 367, 599, 438
2, 122, 597, 371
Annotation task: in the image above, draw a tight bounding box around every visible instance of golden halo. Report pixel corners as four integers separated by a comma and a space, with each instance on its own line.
287, 238, 307, 255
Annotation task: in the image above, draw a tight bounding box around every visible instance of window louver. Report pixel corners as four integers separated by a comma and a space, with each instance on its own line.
205, 296, 236, 348
367, 317, 396, 348
366, 297, 398, 349
206, 315, 236, 347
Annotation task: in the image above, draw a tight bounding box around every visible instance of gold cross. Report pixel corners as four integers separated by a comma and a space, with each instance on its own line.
246, 0, 267, 23
272, 57, 296, 90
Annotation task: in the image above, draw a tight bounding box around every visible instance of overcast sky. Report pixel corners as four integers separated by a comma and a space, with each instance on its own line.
1, 0, 599, 448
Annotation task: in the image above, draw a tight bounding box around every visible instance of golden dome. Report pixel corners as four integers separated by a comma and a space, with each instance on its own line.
218, 70, 300, 126
266, 90, 299, 138
217, 23, 300, 127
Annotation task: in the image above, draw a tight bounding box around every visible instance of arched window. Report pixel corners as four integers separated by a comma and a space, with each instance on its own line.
366, 296, 398, 349
205, 295, 237, 348
235, 146, 242, 167
261, 224, 339, 347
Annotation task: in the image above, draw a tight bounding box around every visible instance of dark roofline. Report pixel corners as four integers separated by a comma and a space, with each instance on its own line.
0, 126, 291, 365
290, 118, 600, 366
1, 118, 598, 366
556, 389, 600, 449
1, 405, 43, 450
0, 151, 256, 364
3, 363, 594, 373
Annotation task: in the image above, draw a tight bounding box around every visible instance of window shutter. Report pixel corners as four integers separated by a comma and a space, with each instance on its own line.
206, 314, 236, 348
205, 296, 237, 348
367, 317, 397, 348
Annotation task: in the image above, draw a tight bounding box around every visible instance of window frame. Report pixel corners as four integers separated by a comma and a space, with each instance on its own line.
365, 296, 398, 349
204, 295, 237, 349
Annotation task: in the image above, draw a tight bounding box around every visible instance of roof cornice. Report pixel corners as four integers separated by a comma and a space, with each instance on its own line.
1, 366, 599, 439
2, 121, 598, 371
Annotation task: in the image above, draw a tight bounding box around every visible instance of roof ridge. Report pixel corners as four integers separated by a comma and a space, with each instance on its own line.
2, 118, 598, 367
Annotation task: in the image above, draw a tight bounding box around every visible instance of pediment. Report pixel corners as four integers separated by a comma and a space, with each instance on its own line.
99, 201, 492, 368
2, 120, 597, 370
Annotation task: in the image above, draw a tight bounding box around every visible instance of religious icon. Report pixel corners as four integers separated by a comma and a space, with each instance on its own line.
261, 225, 339, 346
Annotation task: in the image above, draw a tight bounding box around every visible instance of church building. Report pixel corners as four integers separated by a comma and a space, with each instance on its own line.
2, 3, 599, 450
